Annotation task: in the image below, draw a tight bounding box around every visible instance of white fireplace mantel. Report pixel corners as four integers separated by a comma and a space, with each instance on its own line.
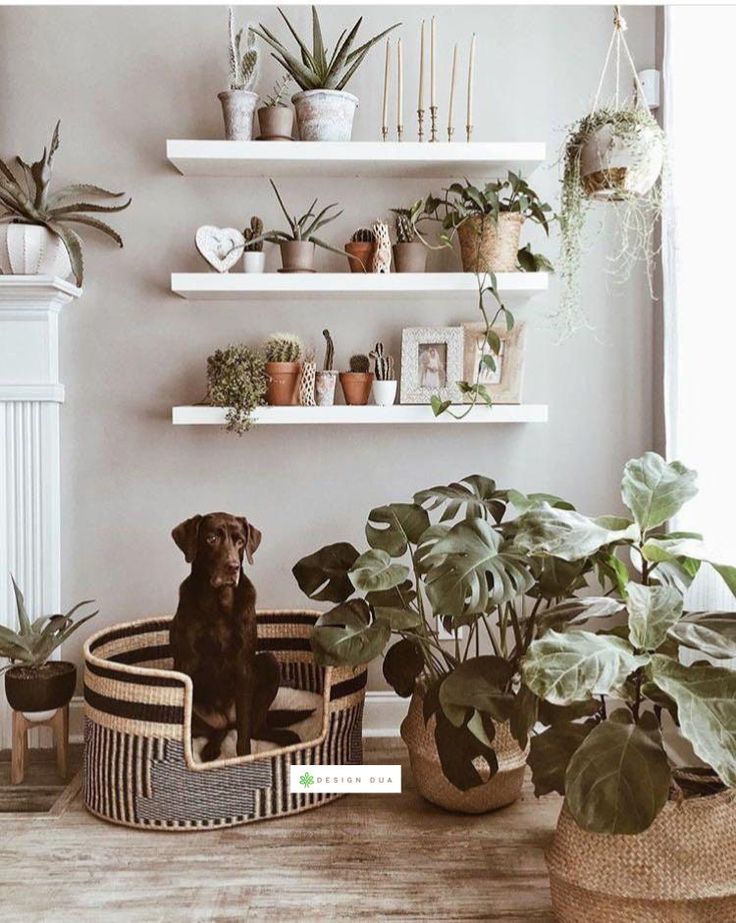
0, 274, 81, 748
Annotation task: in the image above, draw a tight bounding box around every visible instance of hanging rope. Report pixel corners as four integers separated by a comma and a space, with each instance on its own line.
591, 5, 650, 114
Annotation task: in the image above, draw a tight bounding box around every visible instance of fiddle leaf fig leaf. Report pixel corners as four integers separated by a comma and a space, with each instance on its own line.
536, 596, 625, 636
349, 549, 409, 593
513, 503, 639, 562
382, 638, 424, 697
642, 537, 736, 600
527, 719, 596, 797
292, 542, 359, 603
565, 709, 671, 834
439, 656, 515, 727
649, 656, 736, 786
668, 613, 736, 660
521, 630, 648, 705
311, 599, 390, 667
626, 582, 683, 651
366, 503, 429, 557
621, 453, 697, 533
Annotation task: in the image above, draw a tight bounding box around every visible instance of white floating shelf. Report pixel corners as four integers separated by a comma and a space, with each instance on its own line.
166, 141, 546, 179
172, 405, 549, 426
171, 272, 548, 301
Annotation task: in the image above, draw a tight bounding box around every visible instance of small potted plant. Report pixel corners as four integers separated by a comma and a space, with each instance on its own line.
344, 227, 375, 273
242, 216, 265, 272
390, 196, 439, 272
315, 329, 338, 406
256, 76, 293, 140
0, 122, 131, 287
443, 172, 552, 273
206, 343, 267, 434
219, 8, 260, 141
339, 353, 373, 405
253, 8, 399, 141
266, 179, 344, 272
2, 577, 97, 719
263, 333, 302, 405
369, 342, 396, 406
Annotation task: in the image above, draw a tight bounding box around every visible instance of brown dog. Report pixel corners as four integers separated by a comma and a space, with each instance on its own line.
170, 512, 289, 762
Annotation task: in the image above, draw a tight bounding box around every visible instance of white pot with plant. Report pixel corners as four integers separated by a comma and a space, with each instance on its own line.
370, 342, 397, 405
265, 179, 345, 272
257, 76, 294, 140
242, 215, 265, 272
253, 8, 399, 142
0, 122, 131, 287
219, 8, 260, 141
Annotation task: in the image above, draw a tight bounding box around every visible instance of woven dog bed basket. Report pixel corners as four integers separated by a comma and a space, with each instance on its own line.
547, 792, 736, 922
82, 612, 366, 831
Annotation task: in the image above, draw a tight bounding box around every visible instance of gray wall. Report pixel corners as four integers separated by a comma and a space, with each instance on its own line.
0, 5, 657, 690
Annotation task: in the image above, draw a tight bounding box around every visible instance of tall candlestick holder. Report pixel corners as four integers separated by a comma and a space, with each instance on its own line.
397, 124, 404, 142
447, 126, 455, 143
429, 106, 438, 143
382, 126, 389, 142
417, 109, 425, 142
465, 124, 473, 143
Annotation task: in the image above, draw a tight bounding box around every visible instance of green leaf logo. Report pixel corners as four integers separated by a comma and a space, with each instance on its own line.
299, 771, 315, 789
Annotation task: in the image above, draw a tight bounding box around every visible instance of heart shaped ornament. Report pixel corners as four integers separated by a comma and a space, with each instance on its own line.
195, 226, 245, 273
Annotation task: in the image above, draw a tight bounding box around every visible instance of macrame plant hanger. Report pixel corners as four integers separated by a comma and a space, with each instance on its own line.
590, 6, 650, 117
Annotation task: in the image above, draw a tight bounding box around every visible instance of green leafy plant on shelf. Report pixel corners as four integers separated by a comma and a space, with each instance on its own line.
518, 452, 736, 834
441, 172, 553, 237
206, 343, 267, 435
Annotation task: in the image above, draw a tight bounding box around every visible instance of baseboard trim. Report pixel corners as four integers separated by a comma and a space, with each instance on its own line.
70, 690, 404, 744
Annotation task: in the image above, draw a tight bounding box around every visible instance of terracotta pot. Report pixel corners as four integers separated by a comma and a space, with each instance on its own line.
242, 251, 265, 273
5, 662, 76, 713
257, 105, 294, 140
339, 372, 374, 405
315, 370, 338, 406
218, 90, 259, 141
547, 791, 736, 922
344, 241, 374, 273
372, 380, 397, 406
579, 122, 664, 200
292, 89, 358, 141
393, 241, 427, 273
279, 240, 315, 272
400, 689, 527, 814
266, 361, 301, 405
457, 213, 523, 273
0, 223, 73, 280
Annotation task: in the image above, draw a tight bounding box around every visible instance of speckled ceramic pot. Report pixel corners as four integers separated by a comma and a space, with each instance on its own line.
219, 90, 259, 141
292, 89, 358, 141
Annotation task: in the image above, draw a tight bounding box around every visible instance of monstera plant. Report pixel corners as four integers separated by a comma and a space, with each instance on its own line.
517, 452, 736, 836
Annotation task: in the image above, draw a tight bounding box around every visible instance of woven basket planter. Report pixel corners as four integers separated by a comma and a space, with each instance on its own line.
547, 792, 736, 922
400, 689, 527, 813
82, 612, 366, 831
457, 213, 522, 273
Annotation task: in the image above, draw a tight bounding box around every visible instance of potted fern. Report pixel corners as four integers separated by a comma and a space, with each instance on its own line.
219, 8, 260, 141
264, 332, 303, 405
253, 7, 399, 141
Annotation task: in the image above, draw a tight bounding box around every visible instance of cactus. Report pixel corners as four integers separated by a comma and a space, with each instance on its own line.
264, 332, 303, 364
395, 212, 416, 243
351, 227, 376, 244
349, 354, 370, 374
243, 216, 264, 252
228, 7, 259, 91
369, 342, 395, 381
322, 329, 335, 371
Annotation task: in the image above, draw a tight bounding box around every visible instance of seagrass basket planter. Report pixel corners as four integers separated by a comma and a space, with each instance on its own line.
82, 612, 366, 831
457, 213, 523, 273
547, 790, 736, 922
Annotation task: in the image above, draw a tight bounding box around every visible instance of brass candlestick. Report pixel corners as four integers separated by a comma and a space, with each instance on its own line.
397, 124, 404, 142
417, 109, 425, 142
465, 123, 473, 143
429, 106, 438, 143
447, 126, 455, 143
382, 126, 389, 142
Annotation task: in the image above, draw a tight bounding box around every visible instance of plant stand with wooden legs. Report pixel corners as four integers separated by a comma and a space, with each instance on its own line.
11, 705, 69, 785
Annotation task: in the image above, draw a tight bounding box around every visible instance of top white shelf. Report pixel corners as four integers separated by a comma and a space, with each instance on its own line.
166, 141, 547, 179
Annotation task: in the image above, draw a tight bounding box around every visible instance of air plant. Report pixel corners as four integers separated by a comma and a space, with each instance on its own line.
227, 7, 259, 91
0, 121, 131, 286
369, 342, 394, 380
322, 329, 335, 371
243, 216, 264, 252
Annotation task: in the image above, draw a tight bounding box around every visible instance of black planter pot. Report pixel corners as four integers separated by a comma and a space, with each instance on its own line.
4, 661, 77, 712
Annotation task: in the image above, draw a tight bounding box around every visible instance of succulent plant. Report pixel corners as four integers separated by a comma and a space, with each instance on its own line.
394, 212, 415, 243
264, 179, 345, 259
243, 216, 264, 252
264, 332, 303, 364
351, 227, 375, 243
0, 121, 131, 286
322, 329, 335, 371
261, 75, 291, 108
390, 195, 441, 246
369, 342, 394, 381
349, 353, 370, 374
228, 7, 259, 91
207, 343, 267, 435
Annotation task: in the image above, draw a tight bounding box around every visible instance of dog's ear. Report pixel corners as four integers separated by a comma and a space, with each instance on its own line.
172, 515, 202, 563
240, 518, 262, 565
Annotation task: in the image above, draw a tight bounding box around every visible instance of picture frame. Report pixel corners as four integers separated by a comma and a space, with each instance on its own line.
462, 321, 527, 404
400, 327, 464, 404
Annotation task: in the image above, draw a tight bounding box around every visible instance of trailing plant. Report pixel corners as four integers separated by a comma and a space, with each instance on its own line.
265, 179, 345, 259
441, 172, 553, 237
322, 329, 335, 371
0, 121, 131, 286
260, 75, 291, 108
253, 7, 399, 93
517, 243, 554, 273
227, 7, 259, 91
390, 195, 442, 246
369, 342, 394, 380
206, 343, 267, 435
350, 227, 375, 243
1, 576, 98, 674
348, 354, 370, 374
243, 216, 264, 252
264, 332, 302, 364
518, 452, 736, 834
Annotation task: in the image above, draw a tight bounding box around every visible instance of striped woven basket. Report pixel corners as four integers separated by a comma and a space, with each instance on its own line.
82, 612, 366, 831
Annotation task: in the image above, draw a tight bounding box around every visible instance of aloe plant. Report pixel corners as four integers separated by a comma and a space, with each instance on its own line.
252, 7, 400, 92
0, 122, 131, 287
265, 179, 344, 258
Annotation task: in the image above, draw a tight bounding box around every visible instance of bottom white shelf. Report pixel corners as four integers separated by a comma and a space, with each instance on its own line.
172, 404, 549, 426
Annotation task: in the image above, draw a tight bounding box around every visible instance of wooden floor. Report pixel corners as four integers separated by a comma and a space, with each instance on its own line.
2, 740, 560, 921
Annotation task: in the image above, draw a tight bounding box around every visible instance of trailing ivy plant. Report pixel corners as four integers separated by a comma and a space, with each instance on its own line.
518, 452, 736, 835
206, 343, 267, 435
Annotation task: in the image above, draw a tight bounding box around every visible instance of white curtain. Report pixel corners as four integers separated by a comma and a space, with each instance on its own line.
663, 7, 736, 609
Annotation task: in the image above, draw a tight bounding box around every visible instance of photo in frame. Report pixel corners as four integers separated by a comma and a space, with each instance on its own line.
400, 326, 464, 404
462, 322, 527, 404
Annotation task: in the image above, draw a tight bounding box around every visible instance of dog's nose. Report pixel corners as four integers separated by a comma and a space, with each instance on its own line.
226, 562, 240, 575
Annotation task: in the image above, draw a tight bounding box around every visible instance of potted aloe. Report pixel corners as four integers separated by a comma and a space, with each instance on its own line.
265, 179, 344, 272
264, 332, 302, 405
219, 8, 260, 140
516, 453, 736, 921
257, 76, 293, 141
253, 7, 399, 141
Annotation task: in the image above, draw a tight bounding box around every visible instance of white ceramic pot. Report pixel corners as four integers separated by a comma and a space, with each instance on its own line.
0, 223, 73, 279
292, 89, 358, 142
242, 251, 265, 273
580, 122, 664, 199
218, 90, 259, 141
315, 370, 338, 406
372, 380, 398, 407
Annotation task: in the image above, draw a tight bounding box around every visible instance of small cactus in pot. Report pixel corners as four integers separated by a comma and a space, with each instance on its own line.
315, 329, 338, 407
219, 8, 261, 140
391, 197, 437, 273
345, 227, 376, 273
340, 352, 374, 406
264, 332, 303, 406
370, 342, 397, 407
242, 216, 266, 272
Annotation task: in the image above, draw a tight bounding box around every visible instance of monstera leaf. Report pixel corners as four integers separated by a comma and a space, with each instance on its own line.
565, 709, 671, 834
433, 707, 499, 790
513, 504, 639, 562
528, 719, 596, 797
365, 503, 430, 557
668, 612, 736, 660
621, 453, 698, 533
642, 537, 736, 598
420, 519, 533, 618
292, 542, 359, 602
382, 638, 424, 697
414, 474, 507, 523
649, 656, 736, 786
348, 549, 409, 593
438, 656, 514, 726
311, 599, 390, 667
521, 630, 648, 705
626, 582, 683, 651
365, 580, 417, 609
